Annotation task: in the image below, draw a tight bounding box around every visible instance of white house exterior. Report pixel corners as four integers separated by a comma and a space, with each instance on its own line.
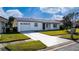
15, 18, 61, 32
0, 16, 7, 33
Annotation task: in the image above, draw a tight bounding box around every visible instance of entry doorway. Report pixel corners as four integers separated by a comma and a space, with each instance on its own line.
42, 23, 45, 30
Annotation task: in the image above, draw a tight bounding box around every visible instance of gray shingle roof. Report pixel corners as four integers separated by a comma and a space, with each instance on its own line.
15, 17, 61, 24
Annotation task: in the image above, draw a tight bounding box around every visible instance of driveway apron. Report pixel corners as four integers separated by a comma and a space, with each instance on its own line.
22, 32, 71, 47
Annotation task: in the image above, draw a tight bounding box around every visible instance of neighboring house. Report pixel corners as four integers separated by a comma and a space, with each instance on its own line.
14, 18, 61, 32
0, 16, 7, 33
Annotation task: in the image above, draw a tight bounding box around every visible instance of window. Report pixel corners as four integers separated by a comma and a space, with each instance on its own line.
46, 23, 51, 28
46, 23, 49, 28
53, 23, 57, 28
34, 23, 38, 27
48, 23, 51, 28
20, 23, 23, 25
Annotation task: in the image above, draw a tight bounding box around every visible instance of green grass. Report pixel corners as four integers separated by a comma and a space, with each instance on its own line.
41, 30, 68, 36
60, 28, 79, 39
76, 29, 79, 33
60, 34, 79, 39
0, 32, 29, 42
5, 40, 47, 51
41, 28, 79, 39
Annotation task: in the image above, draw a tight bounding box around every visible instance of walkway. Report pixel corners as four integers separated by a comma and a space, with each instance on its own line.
22, 32, 71, 47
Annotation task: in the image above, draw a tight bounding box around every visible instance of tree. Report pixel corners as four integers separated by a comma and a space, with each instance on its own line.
63, 12, 79, 39
63, 15, 72, 30
8, 16, 15, 32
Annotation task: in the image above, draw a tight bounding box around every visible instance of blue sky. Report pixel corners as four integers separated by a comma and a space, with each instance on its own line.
3, 7, 53, 19
1, 7, 79, 20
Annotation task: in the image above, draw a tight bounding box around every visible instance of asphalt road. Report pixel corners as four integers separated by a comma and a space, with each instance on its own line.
54, 42, 79, 51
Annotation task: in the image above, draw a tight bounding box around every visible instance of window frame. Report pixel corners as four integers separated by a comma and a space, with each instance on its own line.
34, 23, 38, 27
53, 23, 57, 28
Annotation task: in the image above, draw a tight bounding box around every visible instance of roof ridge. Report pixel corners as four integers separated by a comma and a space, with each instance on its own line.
15, 17, 61, 23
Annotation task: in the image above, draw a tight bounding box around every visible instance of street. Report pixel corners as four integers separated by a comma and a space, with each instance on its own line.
54, 41, 79, 51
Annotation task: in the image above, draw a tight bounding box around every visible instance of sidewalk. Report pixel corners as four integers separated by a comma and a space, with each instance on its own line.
22, 32, 71, 47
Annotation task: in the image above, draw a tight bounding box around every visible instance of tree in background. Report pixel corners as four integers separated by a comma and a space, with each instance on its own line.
63, 12, 79, 39
63, 15, 73, 30
7, 16, 15, 32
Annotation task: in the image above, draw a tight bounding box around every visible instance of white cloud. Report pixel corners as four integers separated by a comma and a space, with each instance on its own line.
40, 7, 61, 14
51, 15, 63, 20
0, 8, 23, 19
40, 7, 74, 14
40, 7, 74, 20
6, 9, 23, 17
60, 7, 74, 15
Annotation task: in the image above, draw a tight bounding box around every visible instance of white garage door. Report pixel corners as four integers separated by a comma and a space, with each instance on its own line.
18, 22, 31, 32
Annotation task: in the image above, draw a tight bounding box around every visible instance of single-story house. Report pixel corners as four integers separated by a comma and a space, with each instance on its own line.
13, 18, 61, 32
0, 16, 7, 33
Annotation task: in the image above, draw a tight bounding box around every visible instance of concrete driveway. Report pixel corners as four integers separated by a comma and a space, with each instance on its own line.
22, 32, 71, 47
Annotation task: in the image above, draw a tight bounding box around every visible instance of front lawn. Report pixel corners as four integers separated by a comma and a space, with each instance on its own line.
41, 30, 68, 36
60, 28, 79, 39
76, 29, 79, 33
60, 34, 79, 39
0, 32, 29, 42
5, 40, 47, 51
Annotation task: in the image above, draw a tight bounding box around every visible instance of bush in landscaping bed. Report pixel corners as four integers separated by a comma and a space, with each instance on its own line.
5, 40, 47, 51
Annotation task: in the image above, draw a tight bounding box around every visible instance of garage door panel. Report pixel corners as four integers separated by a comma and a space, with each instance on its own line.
18, 22, 31, 32
20, 25, 31, 31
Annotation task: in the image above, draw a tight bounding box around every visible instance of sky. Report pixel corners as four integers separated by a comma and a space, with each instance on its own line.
0, 7, 79, 20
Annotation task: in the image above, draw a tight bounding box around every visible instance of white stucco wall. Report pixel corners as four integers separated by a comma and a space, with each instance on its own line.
45, 23, 60, 30
17, 22, 60, 32
17, 22, 43, 32
30, 22, 43, 30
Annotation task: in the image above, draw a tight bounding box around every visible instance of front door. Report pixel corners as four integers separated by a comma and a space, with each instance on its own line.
42, 23, 45, 30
